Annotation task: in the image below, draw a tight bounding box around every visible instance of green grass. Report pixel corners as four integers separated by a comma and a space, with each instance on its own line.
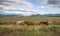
0, 16, 60, 36
0, 25, 60, 36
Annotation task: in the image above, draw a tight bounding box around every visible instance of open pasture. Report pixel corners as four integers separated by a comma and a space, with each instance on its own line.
0, 16, 60, 36
0, 25, 60, 36
0, 16, 60, 25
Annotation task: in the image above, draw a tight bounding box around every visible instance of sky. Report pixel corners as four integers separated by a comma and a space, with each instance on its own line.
0, 0, 60, 16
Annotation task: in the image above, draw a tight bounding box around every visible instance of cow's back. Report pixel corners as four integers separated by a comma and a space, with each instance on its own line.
24, 20, 34, 25
39, 21, 48, 25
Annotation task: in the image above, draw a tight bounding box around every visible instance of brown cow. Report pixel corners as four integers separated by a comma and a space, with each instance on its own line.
24, 20, 34, 25
39, 21, 48, 25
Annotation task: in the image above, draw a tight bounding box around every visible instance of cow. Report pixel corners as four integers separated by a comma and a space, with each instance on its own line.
39, 21, 48, 25
24, 20, 34, 25
16, 21, 24, 25
53, 21, 56, 23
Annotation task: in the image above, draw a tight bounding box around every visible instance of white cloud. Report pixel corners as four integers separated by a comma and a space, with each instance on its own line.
38, 6, 50, 9
49, 4, 54, 7
37, 0, 48, 4
37, 0, 60, 8
0, 0, 34, 12
0, 0, 36, 16
40, 8, 60, 14
39, 6, 46, 8
1, 10, 38, 16
48, 0, 60, 8
0, 0, 33, 8
0, 5, 38, 16
0, 0, 60, 16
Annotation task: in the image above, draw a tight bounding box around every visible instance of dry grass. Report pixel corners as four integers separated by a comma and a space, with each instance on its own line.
0, 16, 60, 36
0, 16, 60, 24
0, 25, 60, 36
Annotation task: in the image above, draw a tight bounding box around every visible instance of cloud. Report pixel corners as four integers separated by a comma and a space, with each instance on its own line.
38, 8, 60, 14
0, 5, 37, 13
0, 0, 33, 8
0, 0, 34, 12
37, 0, 60, 8
48, 0, 60, 8
0, 0, 36, 15
38, 6, 50, 9
0, 4, 38, 16
0, 11, 38, 16
37, 0, 48, 4
0, 0, 60, 16
39, 6, 45, 8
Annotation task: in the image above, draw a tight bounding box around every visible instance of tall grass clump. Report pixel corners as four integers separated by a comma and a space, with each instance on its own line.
0, 21, 8, 25
0, 25, 60, 36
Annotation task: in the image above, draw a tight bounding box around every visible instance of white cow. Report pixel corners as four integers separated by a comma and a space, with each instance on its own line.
16, 21, 24, 25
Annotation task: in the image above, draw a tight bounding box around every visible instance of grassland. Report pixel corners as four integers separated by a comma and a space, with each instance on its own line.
0, 16, 60, 24
0, 16, 60, 36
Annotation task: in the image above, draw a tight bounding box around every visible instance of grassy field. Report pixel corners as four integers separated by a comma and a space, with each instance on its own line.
0, 25, 60, 36
0, 16, 60, 24
0, 16, 60, 36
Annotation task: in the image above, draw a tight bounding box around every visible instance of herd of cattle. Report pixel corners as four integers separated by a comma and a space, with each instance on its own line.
16, 20, 49, 25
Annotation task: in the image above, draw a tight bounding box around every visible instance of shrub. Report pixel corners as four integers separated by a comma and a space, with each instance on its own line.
0, 21, 7, 25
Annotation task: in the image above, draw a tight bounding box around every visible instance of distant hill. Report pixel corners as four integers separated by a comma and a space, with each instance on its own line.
31, 14, 60, 16
31, 14, 41, 16
0, 14, 23, 17
43, 14, 60, 16
0, 13, 60, 17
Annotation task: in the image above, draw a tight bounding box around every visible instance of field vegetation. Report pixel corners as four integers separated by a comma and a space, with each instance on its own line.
0, 16, 60, 36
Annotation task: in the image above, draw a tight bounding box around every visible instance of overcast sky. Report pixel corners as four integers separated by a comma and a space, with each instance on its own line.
0, 0, 60, 16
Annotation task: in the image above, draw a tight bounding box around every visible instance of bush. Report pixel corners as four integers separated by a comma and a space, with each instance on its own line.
53, 22, 60, 25
0, 21, 7, 25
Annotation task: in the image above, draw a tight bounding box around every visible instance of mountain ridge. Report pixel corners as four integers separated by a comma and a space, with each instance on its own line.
0, 14, 60, 17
